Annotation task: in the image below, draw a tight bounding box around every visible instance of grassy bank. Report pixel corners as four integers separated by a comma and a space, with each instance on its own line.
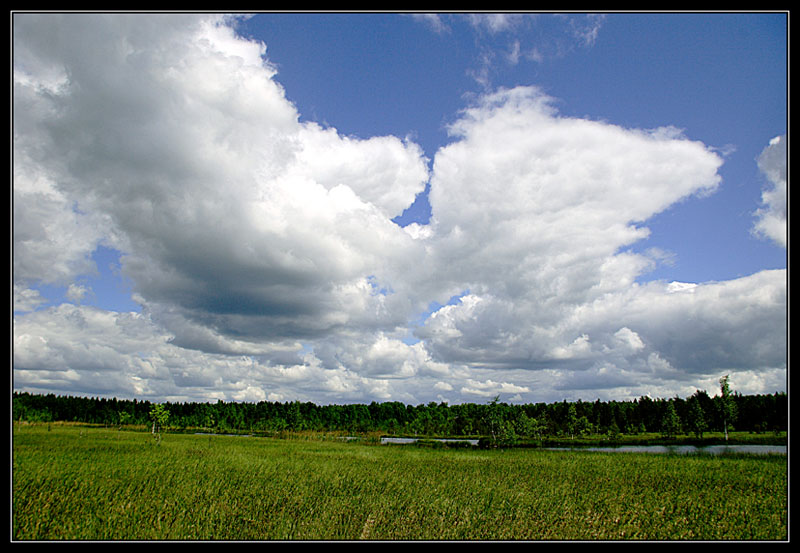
12, 424, 787, 541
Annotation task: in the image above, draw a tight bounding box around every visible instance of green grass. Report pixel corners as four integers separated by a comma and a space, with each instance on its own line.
13, 424, 787, 540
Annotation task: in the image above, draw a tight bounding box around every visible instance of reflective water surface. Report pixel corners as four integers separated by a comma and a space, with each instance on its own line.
379, 437, 786, 455
381, 437, 480, 446
546, 444, 786, 455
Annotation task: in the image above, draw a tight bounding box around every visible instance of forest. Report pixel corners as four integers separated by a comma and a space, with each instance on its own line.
12, 388, 787, 441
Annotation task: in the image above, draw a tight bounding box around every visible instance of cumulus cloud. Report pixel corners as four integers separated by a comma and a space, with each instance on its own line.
13, 14, 786, 405
12, 154, 106, 288
418, 87, 725, 366
13, 284, 47, 313
753, 134, 787, 247
14, 13, 429, 348
14, 304, 174, 398
414, 86, 784, 396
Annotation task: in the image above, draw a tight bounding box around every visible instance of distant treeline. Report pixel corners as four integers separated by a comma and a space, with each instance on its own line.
12, 389, 787, 439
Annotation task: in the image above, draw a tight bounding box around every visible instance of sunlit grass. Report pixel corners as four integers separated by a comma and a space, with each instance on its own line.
13, 424, 787, 540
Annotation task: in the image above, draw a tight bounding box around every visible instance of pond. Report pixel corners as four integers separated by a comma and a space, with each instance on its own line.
381, 437, 480, 446
378, 438, 786, 455
545, 444, 787, 456
194, 432, 253, 437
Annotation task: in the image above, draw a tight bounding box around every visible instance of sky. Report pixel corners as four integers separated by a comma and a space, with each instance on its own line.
12, 12, 787, 406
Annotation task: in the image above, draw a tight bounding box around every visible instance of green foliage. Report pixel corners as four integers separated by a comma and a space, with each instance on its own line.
686, 396, 707, 438
149, 403, 170, 443
718, 375, 738, 441
11, 382, 786, 442
660, 402, 681, 439
12, 425, 787, 540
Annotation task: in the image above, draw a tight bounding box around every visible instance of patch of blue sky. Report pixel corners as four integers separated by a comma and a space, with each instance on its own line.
366, 274, 394, 296
83, 246, 140, 313
25, 246, 141, 314
392, 183, 433, 228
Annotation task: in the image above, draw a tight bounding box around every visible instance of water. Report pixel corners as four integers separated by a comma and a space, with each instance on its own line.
546, 444, 786, 456
381, 437, 480, 446
194, 432, 252, 437
378, 438, 786, 455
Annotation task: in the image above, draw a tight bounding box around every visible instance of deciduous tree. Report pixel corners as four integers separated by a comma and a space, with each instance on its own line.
719, 375, 737, 441
661, 402, 681, 439
149, 403, 170, 444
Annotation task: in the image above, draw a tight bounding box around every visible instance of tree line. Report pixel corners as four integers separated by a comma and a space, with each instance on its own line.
12, 385, 786, 440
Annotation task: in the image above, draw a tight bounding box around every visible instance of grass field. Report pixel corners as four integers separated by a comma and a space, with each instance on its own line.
12, 423, 788, 541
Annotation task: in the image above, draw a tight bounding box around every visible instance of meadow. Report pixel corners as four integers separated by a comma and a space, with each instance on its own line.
13, 423, 787, 541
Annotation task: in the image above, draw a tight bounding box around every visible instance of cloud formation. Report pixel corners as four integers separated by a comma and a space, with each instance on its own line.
15, 14, 428, 345
13, 14, 786, 404
753, 135, 787, 248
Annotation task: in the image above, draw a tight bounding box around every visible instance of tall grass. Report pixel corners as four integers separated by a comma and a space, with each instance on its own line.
13, 424, 787, 540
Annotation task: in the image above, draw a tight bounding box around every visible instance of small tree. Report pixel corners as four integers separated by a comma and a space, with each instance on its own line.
686, 397, 707, 439
660, 402, 681, 439
117, 410, 131, 430
482, 396, 517, 448
149, 403, 170, 444
719, 375, 737, 442
484, 396, 501, 446
565, 403, 578, 439
606, 419, 620, 441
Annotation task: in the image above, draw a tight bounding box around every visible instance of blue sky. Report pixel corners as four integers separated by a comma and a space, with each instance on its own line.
13, 12, 787, 405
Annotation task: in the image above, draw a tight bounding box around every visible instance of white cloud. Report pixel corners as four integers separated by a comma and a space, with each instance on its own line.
461, 378, 530, 398
292, 123, 429, 219
65, 284, 89, 303
14, 285, 46, 312
753, 134, 787, 247
14, 13, 430, 349
666, 281, 697, 294
567, 13, 606, 47
574, 270, 786, 374
418, 86, 724, 364
415, 14, 606, 88
466, 14, 525, 34
411, 14, 449, 34
415, 87, 784, 393
14, 304, 173, 397
612, 327, 645, 352
12, 158, 106, 287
